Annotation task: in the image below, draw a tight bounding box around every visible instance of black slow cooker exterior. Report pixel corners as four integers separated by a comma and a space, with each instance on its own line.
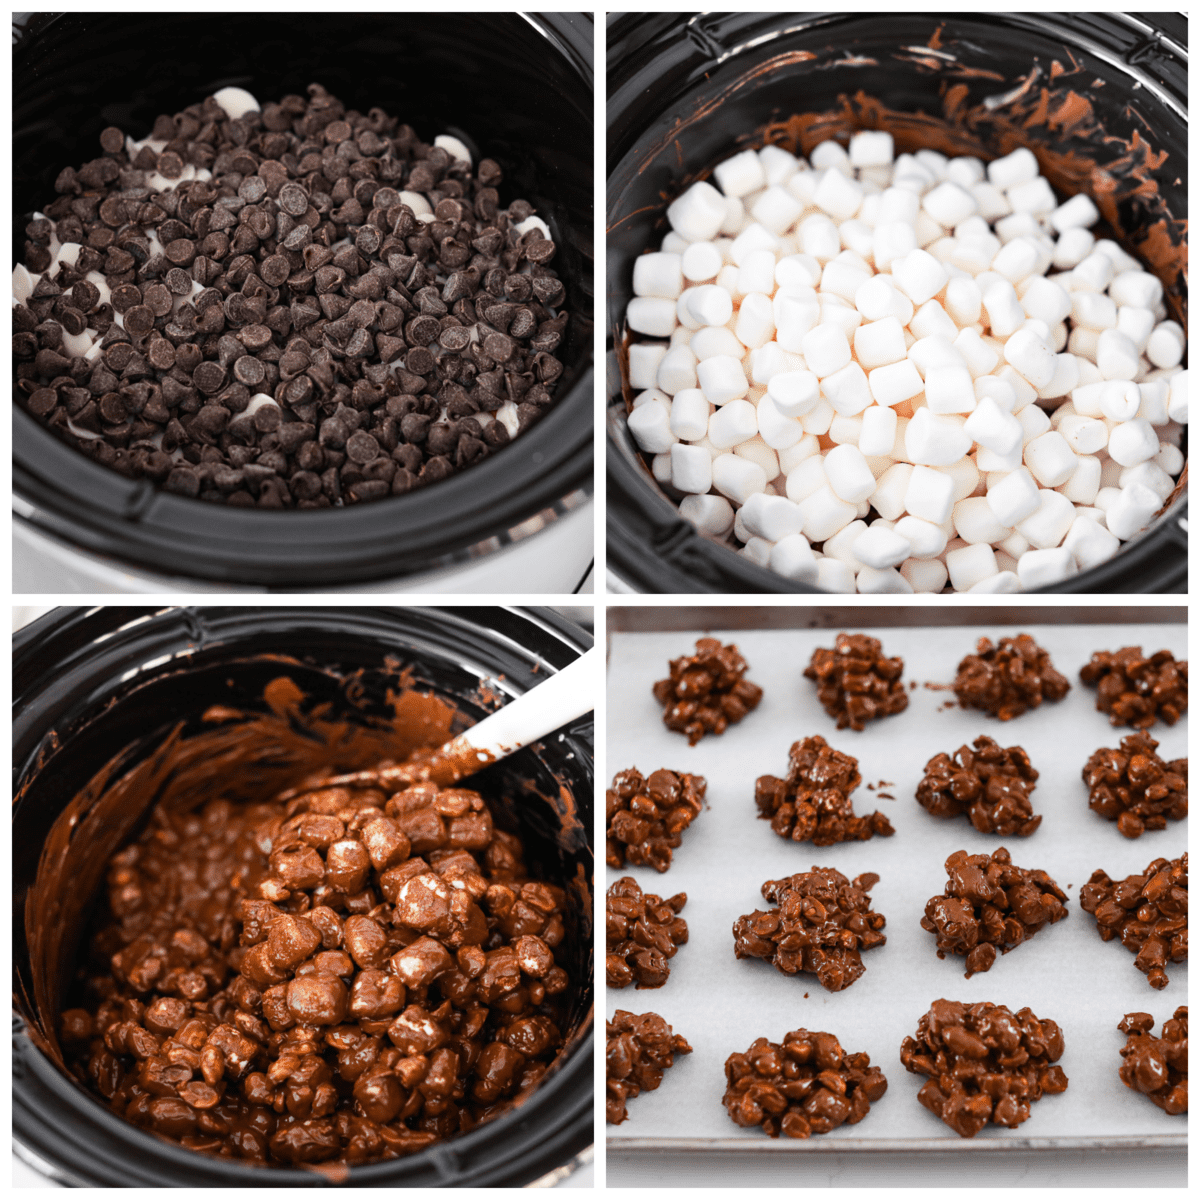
13, 14, 594, 588
12, 606, 593, 1187
607, 12, 1187, 593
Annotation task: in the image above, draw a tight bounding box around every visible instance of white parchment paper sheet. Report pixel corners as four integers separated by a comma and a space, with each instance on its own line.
606, 624, 1187, 1144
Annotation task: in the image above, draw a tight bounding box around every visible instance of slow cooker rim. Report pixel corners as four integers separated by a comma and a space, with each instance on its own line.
605, 11, 1188, 595
12, 604, 594, 1185
12, 11, 595, 587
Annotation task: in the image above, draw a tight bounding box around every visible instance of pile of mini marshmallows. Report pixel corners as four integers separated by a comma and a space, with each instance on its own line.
623, 131, 1188, 593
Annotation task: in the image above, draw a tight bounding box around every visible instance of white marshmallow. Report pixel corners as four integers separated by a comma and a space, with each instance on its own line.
820, 444, 875, 504
731, 222, 782, 266
712, 453, 768, 504
799, 485, 859, 542
893, 515, 947, 559
741, 492, 805, 542
893, 248, 949, 306
760, 144, 801, 185
858, 405, 898, 456
1106, 418, 1159, 467
849, 526, 909, 569
870, 462, 914, 520
1118, 461, 1174, 504
1003, 327, 1057, 389
627, 399, 676, 453
696, 354, 749, 405
905, 464, 956, 524
770, 534, 820, 583
909, 300, 959, 343
708, 399, 758, 449
685, 284, 734, 328
750, 185, 803, 236
813, 168, 864, 222
946, 543, 998, 591
768, 370, 822, 418
1017, 547, 1078, 589
692, 325, 746, 362
1062, 515, 1120, 571
952, 496, 1010, 545
1055, 413, 1106, 454
967, 570, 1021, 593
713, 149, 767, 198
1023, 430, 1078, 487
656, 344, 698, 395
1147, 321, 1185, 369
987, 147, 1038, 189
828, 414, 864, 446
1167, 370, 1188, 423
1136, 378, 1170, 425
1016, 489, 1075, 548
667, 180, 728, 242
776, 253, 823, 293
922, 181, 978, 228
1152, 442, 1184, 477
1049, 192, 1099, 233
735, 292, 776, 349
901, 557, 949, 592
986, 466, 1041, 526
1006, 176, 1056, 215
670, 389, 712, 441
735, 250, 778, 297
800, 323, 852, 378
963, 396, 1022, 455
1096, 328, 1140, 380
1105, 482, 1161, 541
974, 375, 1018, 413
786, 455, 828, 502
1109, 270, 1163, 309
1056, 454, 1102, 506
851, 317, 905, 369
905, 408, 972, 466
849, 130, 894, 167
813, 557, 856, 592
756, 393, 807, 449
633, 252, 684, 299
801, 398, 835, 435
213, 86, 261, 119
741, 537, 773, 567
821, 361, 873, 415
627, 297, 677, 337
856, 565, 914, 594
779, 434, 821, 474
982, 279, 1026, 337
679, 492, 735, 535
774, 293, 821, 351
681, 241, 724, 282
868, 359, 925, 407
924, 364, 977, 415
628, 342, 668, 390
670, 443, 713, 494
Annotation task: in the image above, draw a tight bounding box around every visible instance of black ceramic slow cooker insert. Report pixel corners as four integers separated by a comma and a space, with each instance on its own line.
12, 606, 593, 1187
607, 12, 1187, 594
14, 13, 594, 588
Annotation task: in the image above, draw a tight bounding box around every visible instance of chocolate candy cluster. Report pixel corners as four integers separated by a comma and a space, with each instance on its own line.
605, 877, 688, 990
1082, 732, 1188, 839
804, 632, 908, 731
605, 767, 706, 873
606, 1009, 692, 1124
1080, 647, 1188, 730
916, 736, 1041, 836
952, 634, 1070, 720
652, 638, 763, 745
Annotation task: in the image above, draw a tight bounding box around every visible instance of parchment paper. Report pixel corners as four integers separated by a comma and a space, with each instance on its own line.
606, 624, 1188, 1146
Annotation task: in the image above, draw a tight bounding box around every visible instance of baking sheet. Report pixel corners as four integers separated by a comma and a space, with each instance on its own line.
605, 624, 1188, 1148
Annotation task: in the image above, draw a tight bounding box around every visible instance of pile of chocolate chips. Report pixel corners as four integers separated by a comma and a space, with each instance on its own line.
14, 84, 570, 507
605, 1009, 692, 1125
652, 638, 763, 745
1079, 853, 1188, 990
1080, 647, 1188, 730
755, 735, 894, 847
803, 633, 908, 731
915, 735, 1042, 836
921, 848, 1069, 978
1116, 1008, 1188, 1115
732, 868, 886, 992
605, 768, 706, 873
900, 999, 1069, 1138
722, 1029, 887, 1139
1082, 732, 1188, 839
952, 634, 1070, 721
605, 877, 688, 990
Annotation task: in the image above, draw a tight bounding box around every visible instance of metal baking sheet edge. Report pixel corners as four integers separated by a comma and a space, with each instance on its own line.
608, 1134, 1187, 1153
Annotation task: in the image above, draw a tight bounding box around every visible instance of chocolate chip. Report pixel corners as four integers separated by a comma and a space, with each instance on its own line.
156, 151, 184, 179
142, 283, 174, 317
278, 182, 309, 217
165, 268, 193, 296
124, 305, 155, 336
99, 126, 125, 154
193, 361, 227, 395
345, 430, 380, 464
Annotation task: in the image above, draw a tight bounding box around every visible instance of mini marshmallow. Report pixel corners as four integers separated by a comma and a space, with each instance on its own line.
731, 223, 783, 266
1095, 328, 1141, 381
823, 444, 877, 504
628, 342, 668, 390
1006, 176, 1056, 215
858, 405, 898, 456
712, 453, 768, 504
815, 557, 857, 592
1106, 418, 1159, 467
1050, 192, 1100, 233
893, 248, 949, 306
681, 240, 724, 282
852, 526, 913, 569
924, 364, 977, 415
213, 86, 261, 119
708, 398, 758, 449
735, 292, 776, 349
776, 253, 823, 292
786, 455, 829, 503
986, 466, 1041, 526
1063, 515, 1120, 571
1017, 547, 1078, 589
770, 534, 820, 583
849, 130, 894, 167
774, 293, 821, 350
768, 369, 822, 418
974, 375, 1018, 413
982, 279, 1026, 338
953, 496, 1011, 545
1118, 461, 1174, 503
1016, 489, 1075, 549
853, 317, 906, 369
756, 393, 807, 450
1023, 431, 1078, 487
987, 147, 1038, 189
742, 491, 805, 542
1056, 414, 1107, 455
905, 464, 956, 524
905, 408, 972, 466
736, 249, 778, 297
1153, 442, 1185, 476
627, 399, 676, 453
856, 565, 915, 594
633, 252, 684, 299
894, 515, 947, 559
870, 462, 914, 520
899, 557, 948, 592
799, 485, 859, 542
821, 361, 873, 416
735, 436, 779, 480
1105, 482, 1161, 541
1109, 270, 1163, 309
868, 359, 925, 407
761, 144, 802, 184
801, 398, 835, 435
656, 344, 698, 395
799, 214, 842, 263
751, 186, 804, 236
813, 169, 864, 222
627, 296, 677, 337
801, 323, 852, 377
953, 327, 999, 379
1167, 371, 1188, 423
685, 284, 734, 328
696, 355, 749, 405
679, 493, 735, 535
828, 414, 864, 446
714, 148, 767, 198
667, 180, 728, 242
692, 325, 747, 361
963, 397, 1023, 456
670, 443, 714, 494
922, 180, 978, 228
946, 543, 998, 592
1003, 327, 1056, 389
909, 300, 959, 343
670, 389, 712, 441
779, 434, 821, 474
741, 537, 773, 567
1147, 322, 1185, 370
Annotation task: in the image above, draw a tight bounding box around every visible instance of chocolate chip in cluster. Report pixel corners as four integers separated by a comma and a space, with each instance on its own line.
605, 1009, 692, 1125
1082, 732, 1188, 839
921, 848, 1068, 978
803, 633, 908, 731
606, 767, 706, 873
900, 999, 1069, 1138
1116, 1007, 1188, 1115
606, 877, 688, 989
15, 85, 570, 508
722, 1029, 887, 1139
1079, 853, 1188, 990
915, 735, 1041, 836
652, 637, 763, 745
58, 769, 572, 1165
732, 868, 886, 992
755, 735, 895, 846
1080, 647, 1188, 730
952, 634, 1070, 720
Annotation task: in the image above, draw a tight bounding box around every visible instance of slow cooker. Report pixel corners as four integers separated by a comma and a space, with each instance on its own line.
13, 13, 594, 592
12, 606, 593, 1186
607, 12, 1187, 593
